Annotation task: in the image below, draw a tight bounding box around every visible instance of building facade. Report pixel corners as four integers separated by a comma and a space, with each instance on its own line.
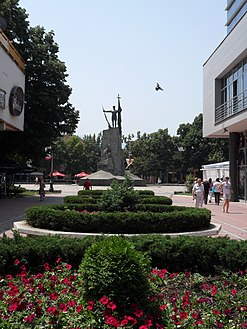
0, 30, 25, 131
203, 1, 247, 202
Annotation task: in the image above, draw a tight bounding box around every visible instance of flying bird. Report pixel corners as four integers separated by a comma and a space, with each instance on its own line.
155, 83, 164, 91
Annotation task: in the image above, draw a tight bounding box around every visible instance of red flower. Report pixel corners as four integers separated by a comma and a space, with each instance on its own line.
24, 313, 36, 323
232, 289, 237, 296
68, 300, 76, 307
107, 301, 117, 311
50, 292, 59, 300
47, 306, 59, 316
43, 263, 50, 271
180, 311, 188, 320
213, 309, 221, 315
14, 259, 20, 265
59, 303, 68, 312
212, 286, 218, 295
66, 264, 72, 270
76, 305, 83, 313
56, 258, 62, 263
159, 304, 167, 311
100, 296, 109, 305
87, 301, 94, 311
224, 308, 231, 315
8, 302, 18, 312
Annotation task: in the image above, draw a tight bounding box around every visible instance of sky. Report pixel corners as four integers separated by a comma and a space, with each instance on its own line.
19, 0, 226, 138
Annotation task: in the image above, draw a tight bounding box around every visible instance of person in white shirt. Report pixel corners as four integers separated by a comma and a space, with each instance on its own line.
192, 178, 204, 208
222, 177, 232, 213
213, 178, 222, 205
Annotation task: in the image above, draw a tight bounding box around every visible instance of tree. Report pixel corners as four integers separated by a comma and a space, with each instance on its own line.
0, 1, 79, 169
124, 129, 174, 182
53, 134, 101, 175
176, 113, 229, 175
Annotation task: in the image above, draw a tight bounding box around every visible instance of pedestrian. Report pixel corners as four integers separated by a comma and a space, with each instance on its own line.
83, 178, 92, 190
213, 178, 221, 205
208, 178, 213, 203
222, 177, 232, 213
192, 178, 204, 208
203, 179, 210, 205
38, 178, 46, 202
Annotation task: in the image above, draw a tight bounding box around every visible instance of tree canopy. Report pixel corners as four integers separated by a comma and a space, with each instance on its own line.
0, 0, 79, 168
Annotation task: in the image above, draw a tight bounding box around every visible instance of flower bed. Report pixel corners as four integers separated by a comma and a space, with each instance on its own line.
0, 259, 246, 328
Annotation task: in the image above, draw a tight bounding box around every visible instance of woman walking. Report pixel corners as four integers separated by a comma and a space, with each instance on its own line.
222, 177, 232, 213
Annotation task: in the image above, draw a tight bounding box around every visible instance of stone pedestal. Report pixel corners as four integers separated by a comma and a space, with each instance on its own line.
97, 127, 124, 176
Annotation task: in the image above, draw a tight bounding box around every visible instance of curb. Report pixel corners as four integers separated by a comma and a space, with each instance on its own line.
13, 221, 222, 239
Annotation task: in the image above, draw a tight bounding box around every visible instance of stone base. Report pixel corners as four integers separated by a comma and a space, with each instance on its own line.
78, 170, 146, 187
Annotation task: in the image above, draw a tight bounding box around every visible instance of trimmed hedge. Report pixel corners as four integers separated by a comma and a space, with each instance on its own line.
64, 195, 172, 206
25, 206, 211, 234
46, 203, 186, 213
77, 189, 155, 197
0, 234, 246, 276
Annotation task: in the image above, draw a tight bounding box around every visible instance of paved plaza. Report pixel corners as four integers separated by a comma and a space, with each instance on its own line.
0, 183, 246, 240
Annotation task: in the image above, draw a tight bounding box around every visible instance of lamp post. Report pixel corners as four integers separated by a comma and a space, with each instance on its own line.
49, 149, 54, 192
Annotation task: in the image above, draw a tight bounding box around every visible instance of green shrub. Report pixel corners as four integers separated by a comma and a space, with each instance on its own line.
0, 234, 246, 276
79, 236, 152, 311
185, 173, 196, 193
100, 176, 140, 211
26, 206, 211, 234
140, 195, 172, 205
77, 190, 103, 197
137, 190, 155, 196
64, 196, 98, 204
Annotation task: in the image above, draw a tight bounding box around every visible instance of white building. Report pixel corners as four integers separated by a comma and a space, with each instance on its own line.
203, 0, 247, 202
0, 30, 25, 131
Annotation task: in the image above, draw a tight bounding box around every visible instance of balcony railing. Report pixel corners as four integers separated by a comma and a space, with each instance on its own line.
215, 91, 247, 124
0, 31, 25, 73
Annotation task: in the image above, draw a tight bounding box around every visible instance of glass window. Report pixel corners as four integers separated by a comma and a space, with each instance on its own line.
244, 72, 247, 91
221, 88, 227, 104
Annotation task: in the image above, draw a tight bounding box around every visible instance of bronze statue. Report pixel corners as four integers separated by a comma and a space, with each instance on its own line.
102, 94, 122, 135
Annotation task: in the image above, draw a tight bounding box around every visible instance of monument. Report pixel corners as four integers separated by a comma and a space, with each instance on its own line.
79, 95, 146, 186
97, 95, 124, 176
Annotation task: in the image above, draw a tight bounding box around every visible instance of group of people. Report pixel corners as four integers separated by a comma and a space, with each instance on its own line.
192, 176, 232, 213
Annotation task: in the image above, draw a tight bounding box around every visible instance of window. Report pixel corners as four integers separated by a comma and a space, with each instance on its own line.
0, 89, 6, 110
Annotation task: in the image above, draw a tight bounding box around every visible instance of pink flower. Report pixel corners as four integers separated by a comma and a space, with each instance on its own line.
232, 289, 237, 296
56, 257, 62, 263
14, 259, 20, 265
66, 264, 72, 270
